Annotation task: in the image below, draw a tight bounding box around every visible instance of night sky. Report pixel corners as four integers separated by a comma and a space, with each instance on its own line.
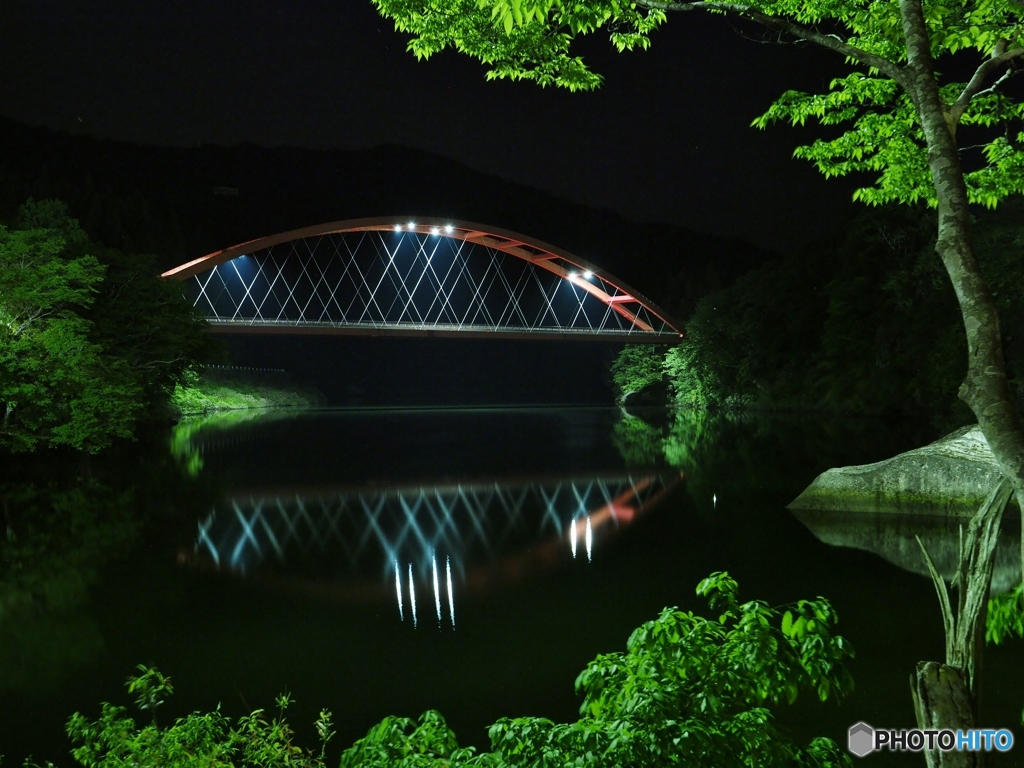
2, 0, 863, 250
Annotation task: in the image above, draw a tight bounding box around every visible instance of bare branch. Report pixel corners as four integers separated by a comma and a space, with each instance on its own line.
916, 534, 956, 664
979, 66, 1024, 99
950, 44, 1024, 125
634, 0, 906, 83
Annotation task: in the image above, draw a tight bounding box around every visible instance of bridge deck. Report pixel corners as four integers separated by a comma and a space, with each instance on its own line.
205, 318, 680, 342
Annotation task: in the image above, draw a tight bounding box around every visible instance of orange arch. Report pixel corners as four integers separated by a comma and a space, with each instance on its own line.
162, 216, 684, 338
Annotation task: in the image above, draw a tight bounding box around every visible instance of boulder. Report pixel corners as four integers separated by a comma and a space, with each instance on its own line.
621, 378, 670, 409
788, 425, 1016, 518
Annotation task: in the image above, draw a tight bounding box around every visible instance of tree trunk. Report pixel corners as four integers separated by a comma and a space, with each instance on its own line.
896, 5, 1024, 764
899, 0, 1024, 508
913, 662, 978, 768
901, 0, 1024, 604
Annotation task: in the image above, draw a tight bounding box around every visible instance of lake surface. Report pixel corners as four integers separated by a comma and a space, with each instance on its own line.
1, 407, 1021, 765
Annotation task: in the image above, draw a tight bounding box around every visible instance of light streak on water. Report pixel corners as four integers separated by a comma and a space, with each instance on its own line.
446, 556, 455, 629
395, 560, 403, 621
570, 519, 578, 559
585, 516, 593, 563
713, 493, 717, 509
408, 563, 417, 629
432, 553, 442, 624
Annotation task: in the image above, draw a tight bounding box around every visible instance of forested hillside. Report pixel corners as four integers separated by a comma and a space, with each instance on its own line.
0, 117, 769, 317
617, 202, 1024, 430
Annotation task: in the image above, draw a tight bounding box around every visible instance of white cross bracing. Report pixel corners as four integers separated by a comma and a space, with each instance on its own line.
193, 474, 675, 622
186, 232, 673, 338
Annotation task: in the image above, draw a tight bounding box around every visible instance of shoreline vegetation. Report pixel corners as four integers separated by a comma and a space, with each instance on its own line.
612, 203, 1024, 434
169, 366, 324, 418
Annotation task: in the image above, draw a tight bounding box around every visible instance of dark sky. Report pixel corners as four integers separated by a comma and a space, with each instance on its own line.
1, 0, 863, 250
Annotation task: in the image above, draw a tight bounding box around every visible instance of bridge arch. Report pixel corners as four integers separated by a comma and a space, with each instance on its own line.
162, 217, 683, 341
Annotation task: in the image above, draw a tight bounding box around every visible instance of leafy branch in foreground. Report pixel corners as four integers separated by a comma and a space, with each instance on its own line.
37, 573, 851, 767
63, 666, 334, 768
987, 582, 1024, 646
986, 581, 1024, 725
343, 571, 854, 767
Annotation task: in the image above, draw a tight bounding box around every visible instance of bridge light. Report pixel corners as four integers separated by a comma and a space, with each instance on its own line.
407, 221, 415, 230
583, 270, 593, 279
394, 224, 402, 232
430, 227, 440, 235
444, 224, 454, 233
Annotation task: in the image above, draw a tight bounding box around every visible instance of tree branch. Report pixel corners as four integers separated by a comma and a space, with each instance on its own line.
634, 0, 906, 83
950, 44, 1024, 125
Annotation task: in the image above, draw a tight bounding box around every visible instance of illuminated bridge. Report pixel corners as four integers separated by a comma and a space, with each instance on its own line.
162, 218, 683, 341
187, 473, 681, 628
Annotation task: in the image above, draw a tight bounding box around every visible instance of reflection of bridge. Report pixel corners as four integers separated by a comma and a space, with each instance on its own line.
162, 218, 683, 341
191, 473, 680, 628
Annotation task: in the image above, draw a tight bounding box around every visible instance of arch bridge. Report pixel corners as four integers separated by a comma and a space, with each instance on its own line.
162, 217, 683, 341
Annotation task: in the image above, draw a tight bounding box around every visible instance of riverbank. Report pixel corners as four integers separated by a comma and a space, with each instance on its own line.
169, 368, 323, 417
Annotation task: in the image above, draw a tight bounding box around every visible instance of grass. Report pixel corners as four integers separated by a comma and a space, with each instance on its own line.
170, 370, 322, 417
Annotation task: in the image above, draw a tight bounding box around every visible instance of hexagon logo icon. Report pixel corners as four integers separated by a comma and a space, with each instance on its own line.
848, 722, 875, 757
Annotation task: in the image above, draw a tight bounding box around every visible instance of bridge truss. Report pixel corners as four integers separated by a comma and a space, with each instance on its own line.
163, 218, 683, 341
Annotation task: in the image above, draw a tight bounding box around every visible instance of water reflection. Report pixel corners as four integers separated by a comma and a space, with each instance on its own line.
187, 473, 679, 624
614, 408, 1022, 590
792, 509, 1022, 592
0, 439, 222, 695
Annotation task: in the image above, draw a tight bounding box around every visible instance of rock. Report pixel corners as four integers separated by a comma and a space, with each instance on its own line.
788, 425, 1016, 518
621, 378, 670, 409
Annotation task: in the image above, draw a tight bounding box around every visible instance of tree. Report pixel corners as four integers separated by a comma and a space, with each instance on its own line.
369, 0, 1024, 760
609, 344, 666, 402
0, 200, 216, 452
0, 201, 136, 452
84, 245, 215, 421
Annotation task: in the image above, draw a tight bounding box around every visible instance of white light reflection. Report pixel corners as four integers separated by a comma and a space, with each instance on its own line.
570, 518, 578, 559
713, 493, 717, 509
395, 560, 403, 621
446, 556, 455, 629
408, 563, 417, 628
585, 516, 593, 563
432, 553, 442, 625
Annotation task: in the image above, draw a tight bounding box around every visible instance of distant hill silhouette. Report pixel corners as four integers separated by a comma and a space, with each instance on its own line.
0, 116, 773, 317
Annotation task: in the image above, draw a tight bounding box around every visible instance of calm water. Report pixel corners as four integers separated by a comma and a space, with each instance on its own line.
1, 407, 1021, 765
